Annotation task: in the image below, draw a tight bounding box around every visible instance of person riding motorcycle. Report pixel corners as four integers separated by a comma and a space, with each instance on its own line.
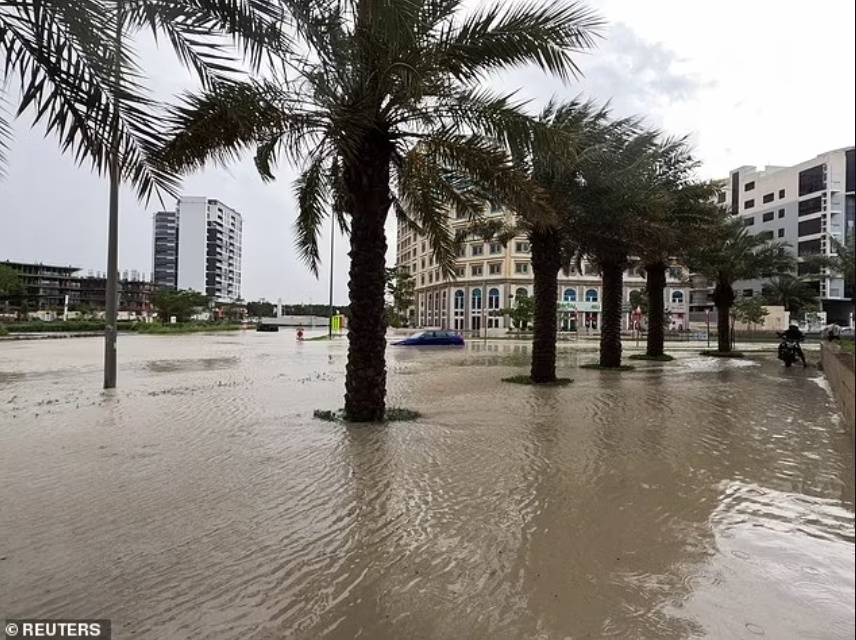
777, 323, 807, 367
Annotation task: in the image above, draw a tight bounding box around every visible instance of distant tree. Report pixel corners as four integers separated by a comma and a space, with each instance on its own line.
629, 289, 649, 318
151, 289, 209, 324
385, 267, 415, 327
0, 265, 24, 300
502, 295, 534, 331
733, 296, 769, 331
761, 274, 817, 316
246, 300, 276, 318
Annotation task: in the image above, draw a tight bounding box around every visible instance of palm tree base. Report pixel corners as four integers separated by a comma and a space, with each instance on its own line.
313, 407, 421, 423
699, 350, 745, 358
580, 363, 635, 371
628, 353, 675, 362
502, 375, 573, 386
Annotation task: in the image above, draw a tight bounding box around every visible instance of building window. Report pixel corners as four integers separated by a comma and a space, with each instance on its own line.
455, 267, 465, 278
744, 181, 755, 191
798, 218, 822, 236
454, 290, 465, 310
744, 216, 754, 226
668, 267, 684, 280
763, 193, 774, 204
471, 244, 484, 256
420, 275, 425, 285
744, 199, 755, 209
471, 265, 483, 277
515, 287, 528, 298
488, 263, 502, 275
428, 273, 433, 283
779, 189, 786, 199
563, 288, 577, 302
489, 243, 503, 254
777, 228, 785, 238
798, 196, 823, 217
471, 288, 482, 311
762, 211, 774, 222
514, 262, 529, 274
585, 288, 598, 302
421, 242, 426, 252
798, 262, 821, 276
488, 288, 500, 309
671, 291, 685, 304
717, 191, 727, 204
778, 209, 785, 218
757, 230, 774, 240
797, 239, 822, 256
456, 246, 466, 258
798, 165, 825, 196
515, 241, 531, 253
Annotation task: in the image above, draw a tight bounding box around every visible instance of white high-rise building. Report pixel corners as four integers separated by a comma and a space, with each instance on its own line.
152, 196, 243, 302
715, 146, 855, 318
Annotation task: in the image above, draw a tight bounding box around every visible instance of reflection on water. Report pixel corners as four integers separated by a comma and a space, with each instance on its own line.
0, 333, 853, 639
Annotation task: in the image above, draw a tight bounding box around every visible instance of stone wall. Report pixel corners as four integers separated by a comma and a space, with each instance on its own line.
821, 342, 855, 441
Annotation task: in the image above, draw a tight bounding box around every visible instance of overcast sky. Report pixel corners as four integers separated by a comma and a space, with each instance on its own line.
1, 0, 854, 304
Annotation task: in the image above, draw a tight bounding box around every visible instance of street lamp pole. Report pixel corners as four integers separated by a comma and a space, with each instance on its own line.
328, 216, 335, 340
103, 1, 123, 390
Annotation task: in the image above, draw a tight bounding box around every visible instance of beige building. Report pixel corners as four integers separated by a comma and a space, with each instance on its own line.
395, 208, 690, 336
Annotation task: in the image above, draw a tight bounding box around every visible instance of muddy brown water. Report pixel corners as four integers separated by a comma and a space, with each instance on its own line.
0, 333, 853, 639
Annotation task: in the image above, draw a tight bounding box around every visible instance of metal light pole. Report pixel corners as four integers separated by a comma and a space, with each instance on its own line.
705, 308, 711, 349
327, 216, 335, 339
104, 1, 123, 389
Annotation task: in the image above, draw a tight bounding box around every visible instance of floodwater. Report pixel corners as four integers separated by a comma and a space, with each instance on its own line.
0, 332, 853, 640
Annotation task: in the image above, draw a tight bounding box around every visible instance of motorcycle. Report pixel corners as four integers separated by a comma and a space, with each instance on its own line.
776, 333, 802, 367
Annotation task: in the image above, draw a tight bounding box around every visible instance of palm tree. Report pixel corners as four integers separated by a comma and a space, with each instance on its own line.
1, 0, 285, 388
761, 274, 818, 315
634, 139, 722, 357
687, 217, 795, 353
521, 99, 619, 381
159, 0, 604, 421
557, 127, 662, 367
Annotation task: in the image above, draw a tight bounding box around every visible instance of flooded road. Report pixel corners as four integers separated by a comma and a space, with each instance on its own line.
1, 333, 853, 639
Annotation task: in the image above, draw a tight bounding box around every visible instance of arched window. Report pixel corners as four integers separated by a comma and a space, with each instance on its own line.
563, 288, 577, 302
515, 287, 528, 299
671, 291, 685, 304
585, 288, 598, 302
629, 289, 640, 301
454, 290, 465, 310
488, 288, 500, 309
471, 288, 482, 311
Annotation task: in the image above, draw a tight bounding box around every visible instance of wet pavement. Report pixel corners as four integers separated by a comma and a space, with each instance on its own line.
0, 332, 853, 639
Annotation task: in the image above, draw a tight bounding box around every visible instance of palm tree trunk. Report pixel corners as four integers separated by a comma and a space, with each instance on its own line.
645, 262, 667, 357
529, 227, 560, 382
712, 282, 735, 353
343, 142, 391, 423
599, 261, 624, 367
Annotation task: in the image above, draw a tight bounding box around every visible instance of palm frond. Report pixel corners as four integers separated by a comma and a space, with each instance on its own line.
440, 0, 604, 82
293, 151, 334, 276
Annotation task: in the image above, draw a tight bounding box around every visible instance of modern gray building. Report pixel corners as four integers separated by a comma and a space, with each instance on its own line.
152, 209, 179, 289
152, 197, 243, 302
706, 147, 855, 320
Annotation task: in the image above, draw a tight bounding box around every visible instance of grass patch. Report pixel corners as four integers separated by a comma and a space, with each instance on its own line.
313, 407, 422, 423
305, 334, 345, 341
628, 353, 675, 362
699, 350, 745, 358
0, 320, 241, 334
501, 375, 573, 386
840, 340, 855, 357
0, 325, 8, 337
580, 363, 635, 371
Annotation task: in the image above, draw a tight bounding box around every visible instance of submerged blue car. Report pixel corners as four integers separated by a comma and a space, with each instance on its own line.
393, 330, 465, 346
